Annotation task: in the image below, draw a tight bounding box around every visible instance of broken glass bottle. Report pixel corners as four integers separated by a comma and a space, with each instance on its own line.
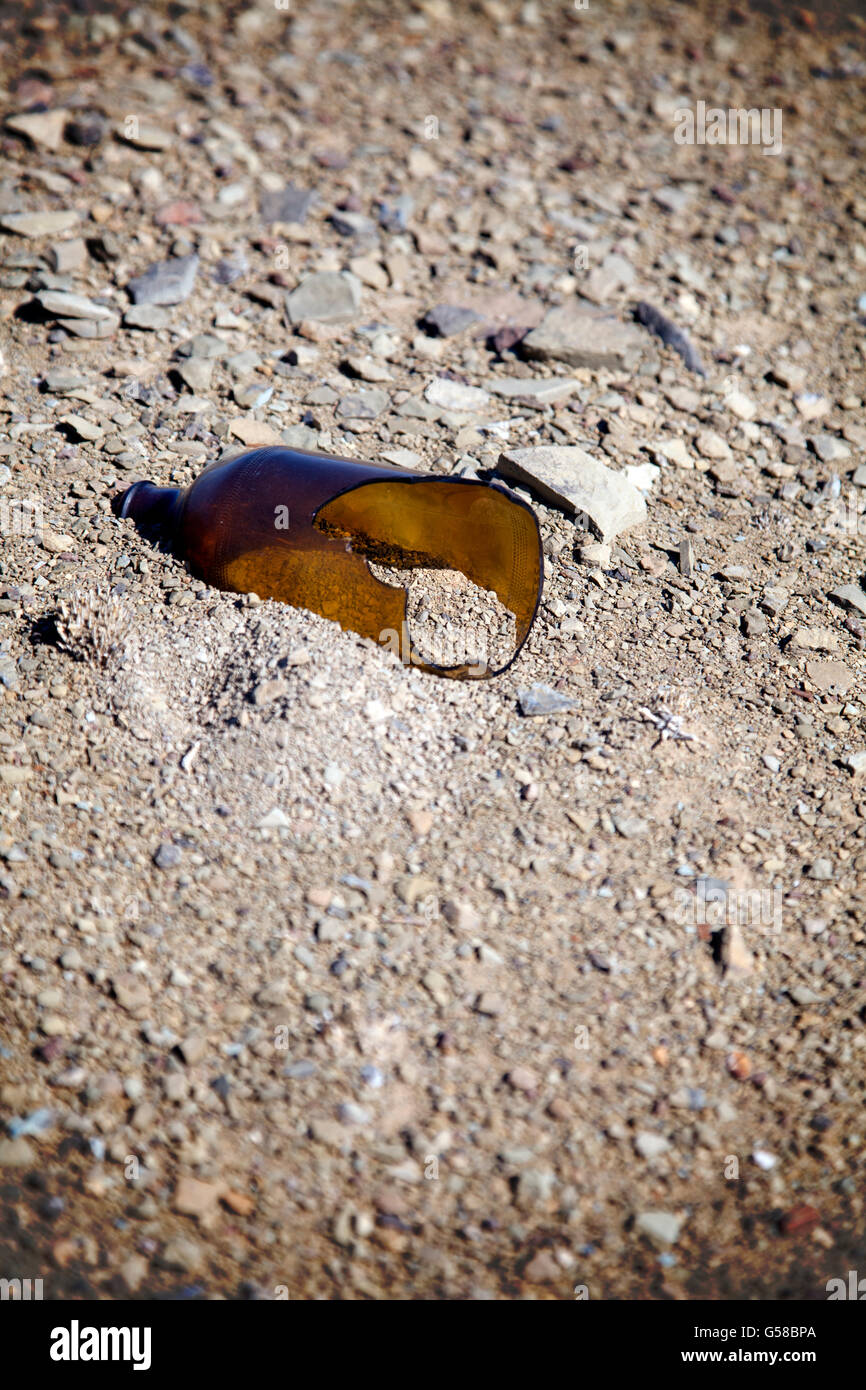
112, 445, 543, 679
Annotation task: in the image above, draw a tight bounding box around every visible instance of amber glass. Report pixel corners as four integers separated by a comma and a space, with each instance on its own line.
113, 446, 543, 679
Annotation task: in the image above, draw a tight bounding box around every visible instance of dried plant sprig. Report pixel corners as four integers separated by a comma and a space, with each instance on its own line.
55, 585, 130, 668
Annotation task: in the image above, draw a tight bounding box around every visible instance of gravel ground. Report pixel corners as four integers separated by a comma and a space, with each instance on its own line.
1, 0, 866, 1301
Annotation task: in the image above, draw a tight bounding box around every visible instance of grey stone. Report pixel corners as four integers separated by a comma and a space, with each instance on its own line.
771, 361, 808, 391
485, 376, 579, 405
43, 368, 89, 394
498, 445, 647, 542
260, 183, 316, 224
281, 425, 320, 450
523, 301, 644, 370
425, 377, 490, 413
6, 109, 67, 150
176, 333, 226, 360
337, 389, 389, 419
0, 1137, 36, 1167
582, 252, 636, 304
153, 842, 182, 870
810, 433, 851, 463
119, 120, 172, 151
635, 1211, 682, 1246
635, 1132, 670, 1159
653, 186, 693, 214
123, 304, 170, 330
233, 380, 273, 410
330, 209, 376, 237
178, 358, 213, 392
127, 253, 199, 306
36, 290, 113, 320
517, 684, 574, 717
0, 210, 79, 237
422, 304, 480, 338
57, 315, 119, 339
225, 349, 262, 378
830, 584, 866, 617
286, 271, 361, 324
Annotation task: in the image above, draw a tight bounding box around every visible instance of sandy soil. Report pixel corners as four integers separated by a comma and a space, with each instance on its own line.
0, 0, 865, 1300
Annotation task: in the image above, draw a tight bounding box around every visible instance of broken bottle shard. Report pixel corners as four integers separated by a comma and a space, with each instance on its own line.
112, 446, 543, 679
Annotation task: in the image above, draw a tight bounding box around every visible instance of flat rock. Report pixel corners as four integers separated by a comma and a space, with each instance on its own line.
337, 389, 389, 419
233, 378, 272, 411
261, 183, 316, 224
331, 209, 377, 237
522, 301, 644, 370
44, 368, 89, 393
425, 377, 490, 413
0, 1137, 36, 1167
281, 424, 320, 449
771, 361, 808, 392
124, 304, 170, 330
286, 270, 361, 324
342, 354, 393, 383
228, 418, 282, 446
810, 433, 850, 462
174, 1175, 221, 1216
485, 376, 579, 405
37, 290, 113, 320
119, 120, 173, 150
790, 626, 839, 652
518, 684, 574, 716
795, 392, 829, 421
40, 530, 76, 553
178, 358, 213, 392
806, 659, 853, 693
0, 210, 79, 237
582, 252, 636, 304
127, 253, 199, 306
695, 429, 730, 460
829, 584, 866, 617
722, 921, 754, 976
6, 109, 67, 150
154, 200, 203, 227
498, 445, 647, 542
635, 1131, 671, 1159
50, 238, 88, 273
635, 1211, 682, 1246
60, 414, 104, 442
58, 314, 119, 339
654, 436, 692, 468
624, 461, 660, 493
725, 389, 756, 421
422, 304, 480, 338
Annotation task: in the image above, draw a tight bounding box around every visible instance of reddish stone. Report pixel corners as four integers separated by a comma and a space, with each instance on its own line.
726, 1050, 752, 1080
154, 200, 203, 228
780, 1204, 820, 1236
15, 79, 54, 106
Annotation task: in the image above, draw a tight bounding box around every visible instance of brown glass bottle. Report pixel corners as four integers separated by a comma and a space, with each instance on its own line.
113, 446, 543, 679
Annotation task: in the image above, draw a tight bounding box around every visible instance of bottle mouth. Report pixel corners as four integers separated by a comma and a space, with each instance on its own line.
111, 481, 147, 518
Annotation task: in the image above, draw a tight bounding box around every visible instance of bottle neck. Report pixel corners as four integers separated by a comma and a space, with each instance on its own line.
112, 481, 182, 531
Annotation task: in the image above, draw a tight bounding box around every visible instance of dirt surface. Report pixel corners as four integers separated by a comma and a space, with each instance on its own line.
1, 0, 866, 1301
